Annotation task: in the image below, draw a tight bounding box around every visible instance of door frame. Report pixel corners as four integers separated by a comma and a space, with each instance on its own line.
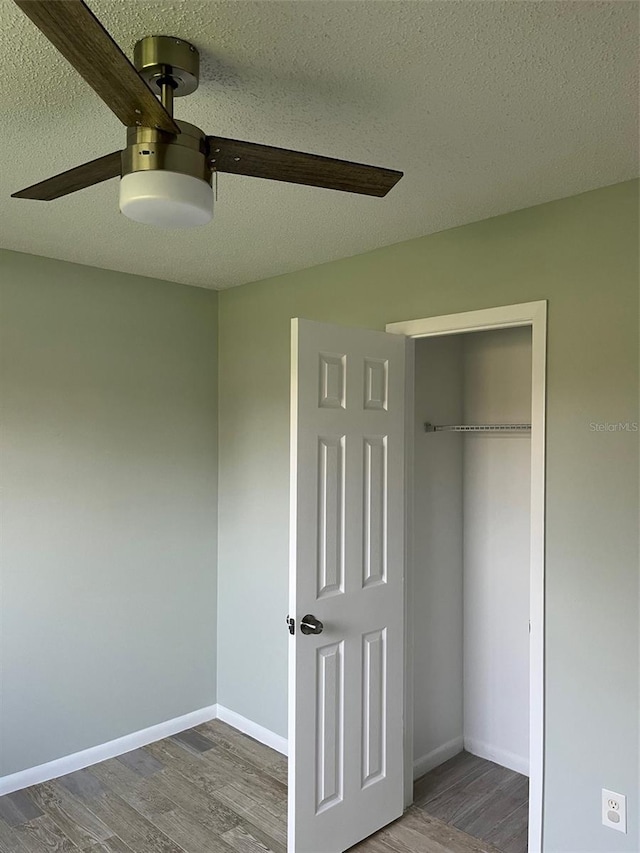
386, 300, 547, 853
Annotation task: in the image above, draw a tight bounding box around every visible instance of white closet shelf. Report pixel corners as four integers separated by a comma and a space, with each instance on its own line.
424, 422, 531, 433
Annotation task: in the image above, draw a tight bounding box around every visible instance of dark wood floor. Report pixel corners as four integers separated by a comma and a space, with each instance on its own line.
0, 722, 526, 853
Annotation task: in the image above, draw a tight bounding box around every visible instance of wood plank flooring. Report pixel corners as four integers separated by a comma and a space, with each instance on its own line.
0, 723, 527, 853
413, 752, 529, 853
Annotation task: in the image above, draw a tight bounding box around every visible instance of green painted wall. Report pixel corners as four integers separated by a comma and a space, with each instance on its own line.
217, 180, 639, 852
1, 179, 637, 851
0, 251, 219, 775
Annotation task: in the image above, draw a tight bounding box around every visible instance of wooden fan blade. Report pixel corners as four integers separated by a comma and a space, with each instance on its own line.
206, 137, 403, 197
11, 151, 122, 200
13, 0, 179, 134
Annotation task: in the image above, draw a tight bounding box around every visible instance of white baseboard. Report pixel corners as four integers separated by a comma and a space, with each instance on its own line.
0, 705, 218, 797
464, 736, 529, 776
215, 704, 288, 757
413, 736, 464, 779
0, 703, 288, 796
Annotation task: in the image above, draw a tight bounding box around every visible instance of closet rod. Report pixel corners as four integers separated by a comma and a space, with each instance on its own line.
424, 422, 531, 433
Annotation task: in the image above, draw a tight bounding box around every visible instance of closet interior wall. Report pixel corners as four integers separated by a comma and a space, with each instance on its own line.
412, 327, 532, 778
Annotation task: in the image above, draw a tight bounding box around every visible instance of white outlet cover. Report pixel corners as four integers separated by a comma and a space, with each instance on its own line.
602, 788, 627, 833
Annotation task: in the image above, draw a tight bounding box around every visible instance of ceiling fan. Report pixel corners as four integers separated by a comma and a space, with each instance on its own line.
11, 0, 403, 228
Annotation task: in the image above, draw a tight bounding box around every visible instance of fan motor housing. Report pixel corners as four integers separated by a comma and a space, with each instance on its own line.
121, 121, 212, 184
134, 35, 200, 98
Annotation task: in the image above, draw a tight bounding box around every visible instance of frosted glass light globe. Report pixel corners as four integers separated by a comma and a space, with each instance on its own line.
119, 170, 213, 228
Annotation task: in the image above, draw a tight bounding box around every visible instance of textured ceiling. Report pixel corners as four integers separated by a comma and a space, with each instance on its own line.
1, 0, 638, 290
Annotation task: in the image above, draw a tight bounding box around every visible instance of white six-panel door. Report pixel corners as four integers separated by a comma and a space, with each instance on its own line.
289, 319, 406, 853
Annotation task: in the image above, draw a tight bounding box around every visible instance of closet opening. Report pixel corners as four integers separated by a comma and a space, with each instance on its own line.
387, 302, 546, 853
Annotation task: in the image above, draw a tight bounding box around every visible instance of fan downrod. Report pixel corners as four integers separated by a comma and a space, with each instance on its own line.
133, 35, 200, 100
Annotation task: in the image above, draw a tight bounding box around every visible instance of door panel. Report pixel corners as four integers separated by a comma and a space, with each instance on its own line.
317, 436, 345, 598
289, 319, 406, 853
316, 641, 344, 812
362, 627, 386, 786
363, 437, 387, 587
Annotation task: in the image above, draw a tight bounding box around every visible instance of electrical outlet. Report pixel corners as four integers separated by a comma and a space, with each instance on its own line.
602, 789, 627, 833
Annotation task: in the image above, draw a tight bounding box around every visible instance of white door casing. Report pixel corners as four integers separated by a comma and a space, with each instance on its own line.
289, 319, 406, 853
387, 301, 547, 853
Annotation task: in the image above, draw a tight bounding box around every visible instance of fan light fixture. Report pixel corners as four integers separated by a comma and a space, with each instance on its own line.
119, 170, 213, 228
118, 117, 214, 229
10, 13, 403, 217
